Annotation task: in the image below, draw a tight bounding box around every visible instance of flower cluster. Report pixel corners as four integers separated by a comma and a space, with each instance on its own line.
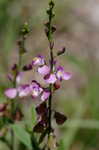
5, 55, 71, 102
4, 53, 72, 140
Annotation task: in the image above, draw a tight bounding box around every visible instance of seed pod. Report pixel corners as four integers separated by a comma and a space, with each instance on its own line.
33, 122, 45, 133
54, 111, 67, 125
51, 26, 56, 33
36, 102, 47, 115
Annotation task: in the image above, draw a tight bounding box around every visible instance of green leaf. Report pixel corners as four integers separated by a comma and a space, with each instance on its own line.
24, 104, 37, 132
0, 90, 7, 103
12, 124, 32, 149
31, 133, 41, 150
31, 104, 37, 125
58, 139, 65, 150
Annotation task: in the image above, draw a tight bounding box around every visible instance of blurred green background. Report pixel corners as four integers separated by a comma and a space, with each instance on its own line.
1, 0, 99, 150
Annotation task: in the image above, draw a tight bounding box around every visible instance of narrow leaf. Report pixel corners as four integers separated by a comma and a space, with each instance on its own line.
12, 124, 32, 149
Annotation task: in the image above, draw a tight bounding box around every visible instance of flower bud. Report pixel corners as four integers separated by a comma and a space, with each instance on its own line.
0, 103, 7, 112
54, 81, 61, 90
20, 22, 30, 36
33, 121, 45, 133
51, 26, 56, 33
22, 64, 32, 71
57, 47, 66, 56
36, 102, 47, 115
49, 1, 55, 9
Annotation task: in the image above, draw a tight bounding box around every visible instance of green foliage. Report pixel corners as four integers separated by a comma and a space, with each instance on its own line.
12, 124, 32, 149
31, 104, 37, 126
0, 89, 7, 103
58, 139, 65, 150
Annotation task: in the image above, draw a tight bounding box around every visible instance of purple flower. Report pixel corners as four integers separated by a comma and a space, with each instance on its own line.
5, 88, 17, 99
41, 89, 50, 101
44, 73, 57, 84
5, 84, 31, 99
18, 84, 30, 97
38, 65, 50, 75
16, 72, 23, 84
30, 81, 43, 98
32, 55, 45, 66
62, 72, 72, 80
56, 66, 72, 81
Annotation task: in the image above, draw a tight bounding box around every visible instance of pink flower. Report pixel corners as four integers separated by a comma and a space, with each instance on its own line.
18, 84, 30, 97
32, 55, 45, 66
44, 73, 57, 84
41, 89, 50, 101
38, 65, 50, 75
5, 84, 31, 99
5, 88, 17, 99
30, 81, 43, 98
56, 66, 72, 81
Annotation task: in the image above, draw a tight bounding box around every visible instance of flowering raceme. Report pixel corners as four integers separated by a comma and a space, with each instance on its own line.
5, 55, 71, 101
3, 1, 72, 149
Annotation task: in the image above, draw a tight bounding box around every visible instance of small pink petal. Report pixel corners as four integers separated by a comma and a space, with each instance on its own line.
32, 55, 45, 66
38, 65, 50, 75
62, 72, 72, 80
18, 85, 30, 97
41, 90, 50, 101
16, 72, 23, 84
30, 81, 43, 98
31, 87, 40, 98
56, 66, 64, 80
44, 74, 57, 84
5, 88, 17, 99
56, 66, 72, 81
56, 70, 63, 81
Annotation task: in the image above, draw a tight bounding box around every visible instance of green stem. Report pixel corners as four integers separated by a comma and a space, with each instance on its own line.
10, 37, 23, 150
47, 0, 54, 139
10, 129, 14, 150
48, 84, 53, 137
48, 47, 54, 137
19, 53, 22, 70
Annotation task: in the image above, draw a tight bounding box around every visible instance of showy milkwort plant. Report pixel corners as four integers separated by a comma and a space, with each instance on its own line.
1, 1, 72, 150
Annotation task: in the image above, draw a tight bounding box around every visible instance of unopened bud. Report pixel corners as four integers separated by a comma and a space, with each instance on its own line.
57, 47, 66, 56
0, 103, 7, 112
54, 81, 61, 90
